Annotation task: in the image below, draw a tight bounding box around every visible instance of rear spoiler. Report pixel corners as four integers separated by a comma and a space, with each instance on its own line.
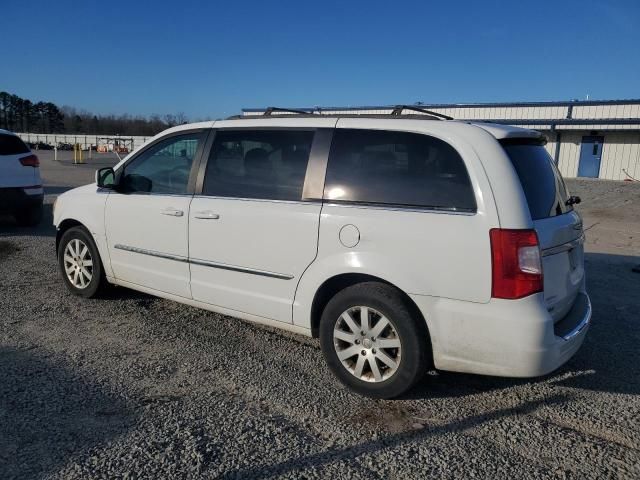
499, 136, 548, 146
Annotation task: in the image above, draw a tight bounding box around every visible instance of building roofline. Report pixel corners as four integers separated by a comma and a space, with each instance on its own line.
231, 114, 640, 127
485, 118, 640, 126
242, 99, 640, 113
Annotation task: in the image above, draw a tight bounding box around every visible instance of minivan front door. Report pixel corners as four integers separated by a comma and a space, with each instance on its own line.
188, 128, 326, 323
105, 131, 206, 298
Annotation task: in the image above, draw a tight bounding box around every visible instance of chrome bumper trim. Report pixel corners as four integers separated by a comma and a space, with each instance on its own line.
562, 295, 592, 341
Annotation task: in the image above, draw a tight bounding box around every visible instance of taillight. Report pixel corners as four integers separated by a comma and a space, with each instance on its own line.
19, 154, 40, 167
490, 228, 543, 299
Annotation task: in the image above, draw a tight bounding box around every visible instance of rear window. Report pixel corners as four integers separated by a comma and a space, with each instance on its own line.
502, 140, 572, 220
0, 133, 30, 156
324, 129, 476, 212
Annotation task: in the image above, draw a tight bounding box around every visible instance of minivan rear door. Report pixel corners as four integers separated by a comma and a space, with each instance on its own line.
188, 127, 327, 324
502, 140, 585, 321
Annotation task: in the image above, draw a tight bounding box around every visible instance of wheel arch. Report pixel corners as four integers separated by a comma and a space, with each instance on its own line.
55, 218, 84, 255
310, 273, 433, 364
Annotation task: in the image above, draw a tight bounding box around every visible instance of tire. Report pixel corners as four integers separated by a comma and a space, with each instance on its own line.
14, 203, 43, 227
319, 282, 430, 399
57, 226, 106, 298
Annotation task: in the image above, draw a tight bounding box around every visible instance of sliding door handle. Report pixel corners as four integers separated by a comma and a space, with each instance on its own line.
161, 208, 184, 217
194, 211, 220, 220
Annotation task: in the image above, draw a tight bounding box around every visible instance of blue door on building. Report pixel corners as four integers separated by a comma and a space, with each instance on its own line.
577, 136, 604, 178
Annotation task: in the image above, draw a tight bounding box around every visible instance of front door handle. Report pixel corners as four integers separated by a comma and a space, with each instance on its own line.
161, 208, 184, 217
194, 210, 220, 220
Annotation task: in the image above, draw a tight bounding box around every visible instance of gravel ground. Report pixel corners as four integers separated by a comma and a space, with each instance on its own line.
1, 152, 639, 479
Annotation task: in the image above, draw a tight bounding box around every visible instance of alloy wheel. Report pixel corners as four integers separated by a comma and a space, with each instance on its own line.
333, 306, 402, 383
63, 238, 93, 289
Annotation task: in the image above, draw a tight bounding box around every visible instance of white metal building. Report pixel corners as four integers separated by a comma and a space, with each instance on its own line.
16, 133, 152, 151
243, 100, 640, 181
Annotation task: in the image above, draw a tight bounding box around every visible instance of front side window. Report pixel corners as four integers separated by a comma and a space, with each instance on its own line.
202, 130, 314, 201
120, 132, 203, 194
324, 129, 476, 212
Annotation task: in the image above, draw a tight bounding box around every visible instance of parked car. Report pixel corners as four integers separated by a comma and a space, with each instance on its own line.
0, 129, 43, 226
53, 111, 590, 398
28, 141, 54, 151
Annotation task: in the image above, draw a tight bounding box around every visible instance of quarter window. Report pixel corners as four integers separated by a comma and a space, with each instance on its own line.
324, 129, 476, 212
120, 133, 203, 194
202, 130, 314, 201
0, 134, 29, 155
501, 141, 572, 220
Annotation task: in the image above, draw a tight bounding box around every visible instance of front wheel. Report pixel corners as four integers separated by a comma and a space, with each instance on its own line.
319, 282, 430, 398
58, 226, 106, 298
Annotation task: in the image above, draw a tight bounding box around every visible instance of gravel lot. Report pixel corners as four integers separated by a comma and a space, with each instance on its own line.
1, 151, 639, 479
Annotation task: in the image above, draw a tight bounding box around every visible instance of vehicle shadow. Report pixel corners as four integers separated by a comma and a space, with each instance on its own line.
220, 393, 570, 479
0, 202, 56, 238
408, 251, 640, 399
45, 185, 75, 195
551, 251, 640, 395
0, 346, 137, 479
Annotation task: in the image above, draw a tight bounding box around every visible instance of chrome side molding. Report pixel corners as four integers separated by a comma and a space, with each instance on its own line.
189, 258, 294, 280
114, 244, 188, 263
113, 244, 293, 280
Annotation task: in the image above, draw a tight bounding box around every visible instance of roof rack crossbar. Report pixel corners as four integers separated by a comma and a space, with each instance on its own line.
263, 107, 312, 116
391, 105, 453, 120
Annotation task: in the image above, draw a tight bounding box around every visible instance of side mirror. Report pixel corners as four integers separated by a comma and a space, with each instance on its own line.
96, 167, 116, 189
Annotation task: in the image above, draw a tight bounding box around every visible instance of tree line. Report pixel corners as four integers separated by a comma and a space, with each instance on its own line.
0, 91, 202, 136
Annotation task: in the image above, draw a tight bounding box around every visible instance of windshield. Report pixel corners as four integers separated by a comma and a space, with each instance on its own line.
501, 140, 572, 220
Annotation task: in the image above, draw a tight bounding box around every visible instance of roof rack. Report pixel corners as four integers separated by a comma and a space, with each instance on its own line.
230, 105, 456, 121
263, 107, 312, 116
390, 105, 453, 120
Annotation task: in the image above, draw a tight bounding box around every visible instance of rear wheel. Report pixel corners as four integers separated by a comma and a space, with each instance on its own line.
319, 282, 429, 398
14, 203, 43, 227
58, 226, 106, 298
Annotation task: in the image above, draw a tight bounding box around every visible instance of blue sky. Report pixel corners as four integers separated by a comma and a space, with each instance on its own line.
2, 0, 638, 119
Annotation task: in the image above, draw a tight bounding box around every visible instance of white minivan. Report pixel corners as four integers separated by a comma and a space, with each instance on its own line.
53, 109, 590, 398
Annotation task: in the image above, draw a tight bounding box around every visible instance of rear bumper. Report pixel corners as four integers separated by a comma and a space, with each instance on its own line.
411, 291, 591, 377
0, 186, 44, 213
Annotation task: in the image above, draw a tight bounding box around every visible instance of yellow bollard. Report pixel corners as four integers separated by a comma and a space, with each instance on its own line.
73, 143, 85, 164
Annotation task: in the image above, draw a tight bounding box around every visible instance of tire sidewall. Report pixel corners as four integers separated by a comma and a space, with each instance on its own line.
319, 283, 427, 398
58, 227, 103, 298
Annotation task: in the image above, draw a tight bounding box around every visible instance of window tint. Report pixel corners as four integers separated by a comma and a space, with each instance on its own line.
0, 134, 29, 155
502, 141, 572, 220
203, 130, 314, 201
324, 129, 476, 211
121, 133, 203, 194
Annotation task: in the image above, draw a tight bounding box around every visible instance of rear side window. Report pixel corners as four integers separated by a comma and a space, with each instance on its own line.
203, 130, 314, 201
324, 129, 476, 212
0, 134, 29, 155
502, 140, 572, 220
